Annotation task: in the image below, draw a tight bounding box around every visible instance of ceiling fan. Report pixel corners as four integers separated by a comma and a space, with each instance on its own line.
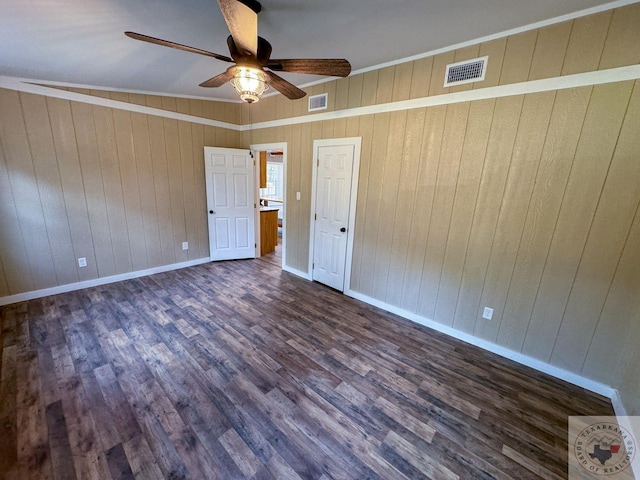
125, 0, 351, 103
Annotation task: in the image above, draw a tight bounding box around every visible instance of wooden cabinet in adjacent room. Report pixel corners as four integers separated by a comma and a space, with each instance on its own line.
260, 207, 279, 255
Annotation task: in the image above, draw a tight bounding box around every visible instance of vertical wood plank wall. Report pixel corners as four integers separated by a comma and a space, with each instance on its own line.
245, 83, 640, 412
1, 3, 640, 415
0, 90, 241, 297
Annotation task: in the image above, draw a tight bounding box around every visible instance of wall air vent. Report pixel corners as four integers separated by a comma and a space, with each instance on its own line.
444, 56, 488, 87
308, 93, 328, 112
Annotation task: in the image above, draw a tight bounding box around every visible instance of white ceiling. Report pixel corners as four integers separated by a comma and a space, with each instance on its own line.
0, 0, 626, 102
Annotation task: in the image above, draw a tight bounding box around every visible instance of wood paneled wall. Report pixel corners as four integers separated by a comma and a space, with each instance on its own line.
0, 89, 241, 296
244, 83, 640, 418
358, 83, 640, 401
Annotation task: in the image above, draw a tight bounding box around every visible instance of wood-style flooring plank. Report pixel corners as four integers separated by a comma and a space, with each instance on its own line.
0, 255, 615, 479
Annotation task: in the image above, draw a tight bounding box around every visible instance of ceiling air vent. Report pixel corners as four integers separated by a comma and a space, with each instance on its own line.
444, 56, 488, 87
308, 93, 328, 112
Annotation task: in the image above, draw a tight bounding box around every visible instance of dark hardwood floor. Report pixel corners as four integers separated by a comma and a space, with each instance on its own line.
0, 256, 614, 479
260, 231, 282, 268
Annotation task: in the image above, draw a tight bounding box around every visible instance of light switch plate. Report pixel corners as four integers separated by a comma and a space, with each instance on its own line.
482, 307, 494, 320
78, 257, 87, 268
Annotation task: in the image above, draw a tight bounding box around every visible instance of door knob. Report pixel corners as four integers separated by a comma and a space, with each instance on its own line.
209, 210, 215, 214
340, 227, 346, 232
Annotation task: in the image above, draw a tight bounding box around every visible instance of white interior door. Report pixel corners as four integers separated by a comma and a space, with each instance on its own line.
205, 147, 255, 261
312, 144, 355, 291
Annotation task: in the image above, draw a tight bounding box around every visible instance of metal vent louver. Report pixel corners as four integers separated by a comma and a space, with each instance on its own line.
308, 93, 328, 111
444, 56, 488, 87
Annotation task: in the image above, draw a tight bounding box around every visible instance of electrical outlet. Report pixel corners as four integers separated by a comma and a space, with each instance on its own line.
482, 307, 494, 320
296, 192, 301, 201
182, 242, 189, 251
78, 257, 87, 268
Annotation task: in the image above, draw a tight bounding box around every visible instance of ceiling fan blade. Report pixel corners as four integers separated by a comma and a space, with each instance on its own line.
267, 72, 306, 100
125, 32, 233, 62
199, 70, 234, 88
257, 36, 272, 65
267, 59, 351, 77
217, 0, 258, 57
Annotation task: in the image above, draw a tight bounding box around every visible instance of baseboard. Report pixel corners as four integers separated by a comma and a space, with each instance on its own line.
0, 258, 211, 306
344, 289, 616, 399
610, 392, 640, 479
282, 265, 312, 280
611, 391, 629, 418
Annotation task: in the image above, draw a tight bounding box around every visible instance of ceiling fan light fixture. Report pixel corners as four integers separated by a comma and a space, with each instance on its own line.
230, 66, 269, 103
125, 0, 350, 102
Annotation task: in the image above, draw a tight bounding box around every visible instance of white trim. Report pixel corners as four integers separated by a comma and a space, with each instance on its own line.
611, 391, 629, 419
0, 258, 210, 306
343, 139, 361, 294
0, 76, 241, 130
4, 64, 640, 134
344, 288, 617, 399
246, 64, 640, 131
250, 142, 288, 270
309, 137, 362, 292
610, 393, 640, 479
253, 149, 262, 258
308, 145, 319, 278
23, 78, 243, 103
282, 265, 312, 280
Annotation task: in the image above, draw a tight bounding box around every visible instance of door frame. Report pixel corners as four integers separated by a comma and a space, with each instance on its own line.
250, 142, 287, 268
309, 137, 362, 292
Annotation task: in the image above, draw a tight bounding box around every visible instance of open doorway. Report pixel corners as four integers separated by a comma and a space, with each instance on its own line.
251, 142, 287, 269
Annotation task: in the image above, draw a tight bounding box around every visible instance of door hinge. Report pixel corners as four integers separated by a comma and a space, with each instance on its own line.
317, 159, 319, 167
255, 243, 257, 248
253, 159, 256, 166
312, 262, 315, 269
250, 151, 254, 158
314, 213, 317, 221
